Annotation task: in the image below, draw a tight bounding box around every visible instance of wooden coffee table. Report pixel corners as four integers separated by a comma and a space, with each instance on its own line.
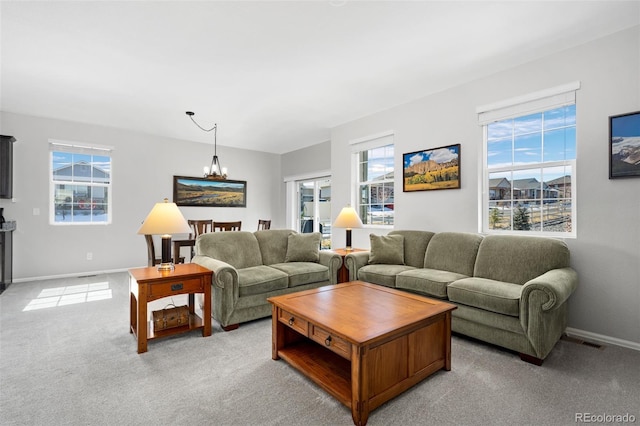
268, 281, 457, 426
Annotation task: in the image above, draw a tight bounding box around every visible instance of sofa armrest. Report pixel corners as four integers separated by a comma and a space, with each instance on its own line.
521, 267, 578, 312
520, 267, 578, 358
192, 255, 238, 290
192, 254, 241, 327
319, 251, 343, 285
345, 251, 371, 282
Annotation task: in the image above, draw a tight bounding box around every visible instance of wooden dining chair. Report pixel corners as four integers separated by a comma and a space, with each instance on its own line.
213, 221, 242, 232
188, 219, 213, 239
187, 220, 213, 257
144, 235, 184, 267
257, 219, 271, 230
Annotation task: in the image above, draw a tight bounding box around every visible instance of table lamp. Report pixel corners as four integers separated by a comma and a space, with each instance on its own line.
137, 198, 191, 271
333, 205, 363, 251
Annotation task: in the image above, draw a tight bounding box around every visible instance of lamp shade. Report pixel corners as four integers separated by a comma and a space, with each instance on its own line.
137, 198, 191, 235
333, 206, 363, 229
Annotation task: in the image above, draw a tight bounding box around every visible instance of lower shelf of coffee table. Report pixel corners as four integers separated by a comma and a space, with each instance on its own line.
146, 313, 204, 340
278, 341, 352, 407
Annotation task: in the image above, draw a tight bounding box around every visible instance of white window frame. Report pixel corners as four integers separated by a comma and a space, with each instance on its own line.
349, 131, 395, 228
50, 140, 113, 225
477, 82, 580, 238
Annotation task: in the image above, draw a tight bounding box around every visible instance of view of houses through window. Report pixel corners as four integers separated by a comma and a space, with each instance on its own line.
50, 142, 112, 224
484, 104, 576, 235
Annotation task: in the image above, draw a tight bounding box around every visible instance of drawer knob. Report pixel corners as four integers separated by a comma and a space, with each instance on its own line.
325, 336, 332, 347
288, 317, 294, 326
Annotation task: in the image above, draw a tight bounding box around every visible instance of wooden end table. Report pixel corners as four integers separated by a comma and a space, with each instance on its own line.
268, 281, 456, 426
129, 263, 213, 353
332, 248, 367, 283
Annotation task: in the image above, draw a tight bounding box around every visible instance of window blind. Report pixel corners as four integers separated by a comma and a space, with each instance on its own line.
49, 140, 113, 155
349, 130, 394, 152
476, 81, 580, 125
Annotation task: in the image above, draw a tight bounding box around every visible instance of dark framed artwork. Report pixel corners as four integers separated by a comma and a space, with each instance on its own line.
403, 144, 461, 192
173, 176, 247, 207
609, 111, 640, 179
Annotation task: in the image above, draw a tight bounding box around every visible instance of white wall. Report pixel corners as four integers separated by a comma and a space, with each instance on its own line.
1, 27, 638, 346
281, 140, 331, 178
331, 26, 640, 345
0, 112, 282, 279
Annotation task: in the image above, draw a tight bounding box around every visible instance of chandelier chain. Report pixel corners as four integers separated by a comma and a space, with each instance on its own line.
188, 115, 217, 133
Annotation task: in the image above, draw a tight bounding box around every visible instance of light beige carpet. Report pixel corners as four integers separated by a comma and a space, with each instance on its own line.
1, 272, 638, 425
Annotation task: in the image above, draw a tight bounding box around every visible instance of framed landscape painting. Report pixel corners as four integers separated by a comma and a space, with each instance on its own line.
173, 176, 247, 207
609, 111, 640, 179
403, 144, 461, 192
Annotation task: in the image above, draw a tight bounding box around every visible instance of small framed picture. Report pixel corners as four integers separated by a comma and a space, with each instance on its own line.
609, 111, 640, 179
403, 144, 461, 192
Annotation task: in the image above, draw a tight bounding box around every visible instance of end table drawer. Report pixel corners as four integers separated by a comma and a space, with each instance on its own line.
310, 325, 351, 359
148, 278, 204, 298
278, 309, 308, 335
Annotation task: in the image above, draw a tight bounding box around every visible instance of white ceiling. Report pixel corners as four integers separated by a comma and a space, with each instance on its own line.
2, 1, 639, 154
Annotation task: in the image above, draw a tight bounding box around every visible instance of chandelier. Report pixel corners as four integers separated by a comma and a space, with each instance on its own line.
186, 111, 227, 179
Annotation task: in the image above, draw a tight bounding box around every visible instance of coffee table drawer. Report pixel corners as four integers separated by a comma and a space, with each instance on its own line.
148, 278, 204, 298
310, 324, 351, 359
278, 309, 308, 335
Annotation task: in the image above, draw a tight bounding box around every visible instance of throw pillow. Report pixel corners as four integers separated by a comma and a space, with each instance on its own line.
368, 234, 405, 265
285, 232, 321, 262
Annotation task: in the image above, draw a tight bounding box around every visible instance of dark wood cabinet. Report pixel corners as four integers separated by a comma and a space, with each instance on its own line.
0, 222, 14, 293
0, 135, 16, 199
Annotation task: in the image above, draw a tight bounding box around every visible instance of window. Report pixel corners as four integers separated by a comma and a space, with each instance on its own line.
351, 133, 394, 226
478, 83, 579, 237
50, 141, 112, 224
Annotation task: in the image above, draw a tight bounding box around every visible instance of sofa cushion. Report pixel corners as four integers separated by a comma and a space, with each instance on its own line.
270, 262, 328, 287
358, 264, 415, 288
196, 231, 263, 269
473, 235, 570, 284
254, 229, 295, 265
424, 232, 483, 276
389, 230, 435, 268
369, 234, 405, 265
396, 268, 468, 299
237, 265, 289, 297
447, 277, 521, 317
285, 232, 321, 262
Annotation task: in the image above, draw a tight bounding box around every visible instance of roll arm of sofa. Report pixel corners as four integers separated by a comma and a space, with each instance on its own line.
344, 252, 371, 282
192, 254, 241, 327
192, 255, 238, 291
318, 251, 343, 285
520, 267, 578, 359
521, 267, 578, 312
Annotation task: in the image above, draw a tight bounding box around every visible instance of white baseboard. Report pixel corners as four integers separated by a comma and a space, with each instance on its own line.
565, 327, 640, 352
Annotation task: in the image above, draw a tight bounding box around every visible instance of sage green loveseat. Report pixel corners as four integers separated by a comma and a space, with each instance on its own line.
345, 230, 578, 364
193, 229, 342, 330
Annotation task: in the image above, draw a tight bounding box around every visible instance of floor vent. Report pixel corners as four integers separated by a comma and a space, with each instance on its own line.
561, 334, 605, 350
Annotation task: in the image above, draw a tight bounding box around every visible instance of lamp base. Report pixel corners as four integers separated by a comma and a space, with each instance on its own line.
157, 262, 175, 272
346, 229, 353, 251
159, 234, 174, 271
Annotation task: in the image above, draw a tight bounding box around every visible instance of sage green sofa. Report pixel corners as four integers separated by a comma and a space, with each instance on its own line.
345, 230, 578, 365
192, 229, 342, 330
